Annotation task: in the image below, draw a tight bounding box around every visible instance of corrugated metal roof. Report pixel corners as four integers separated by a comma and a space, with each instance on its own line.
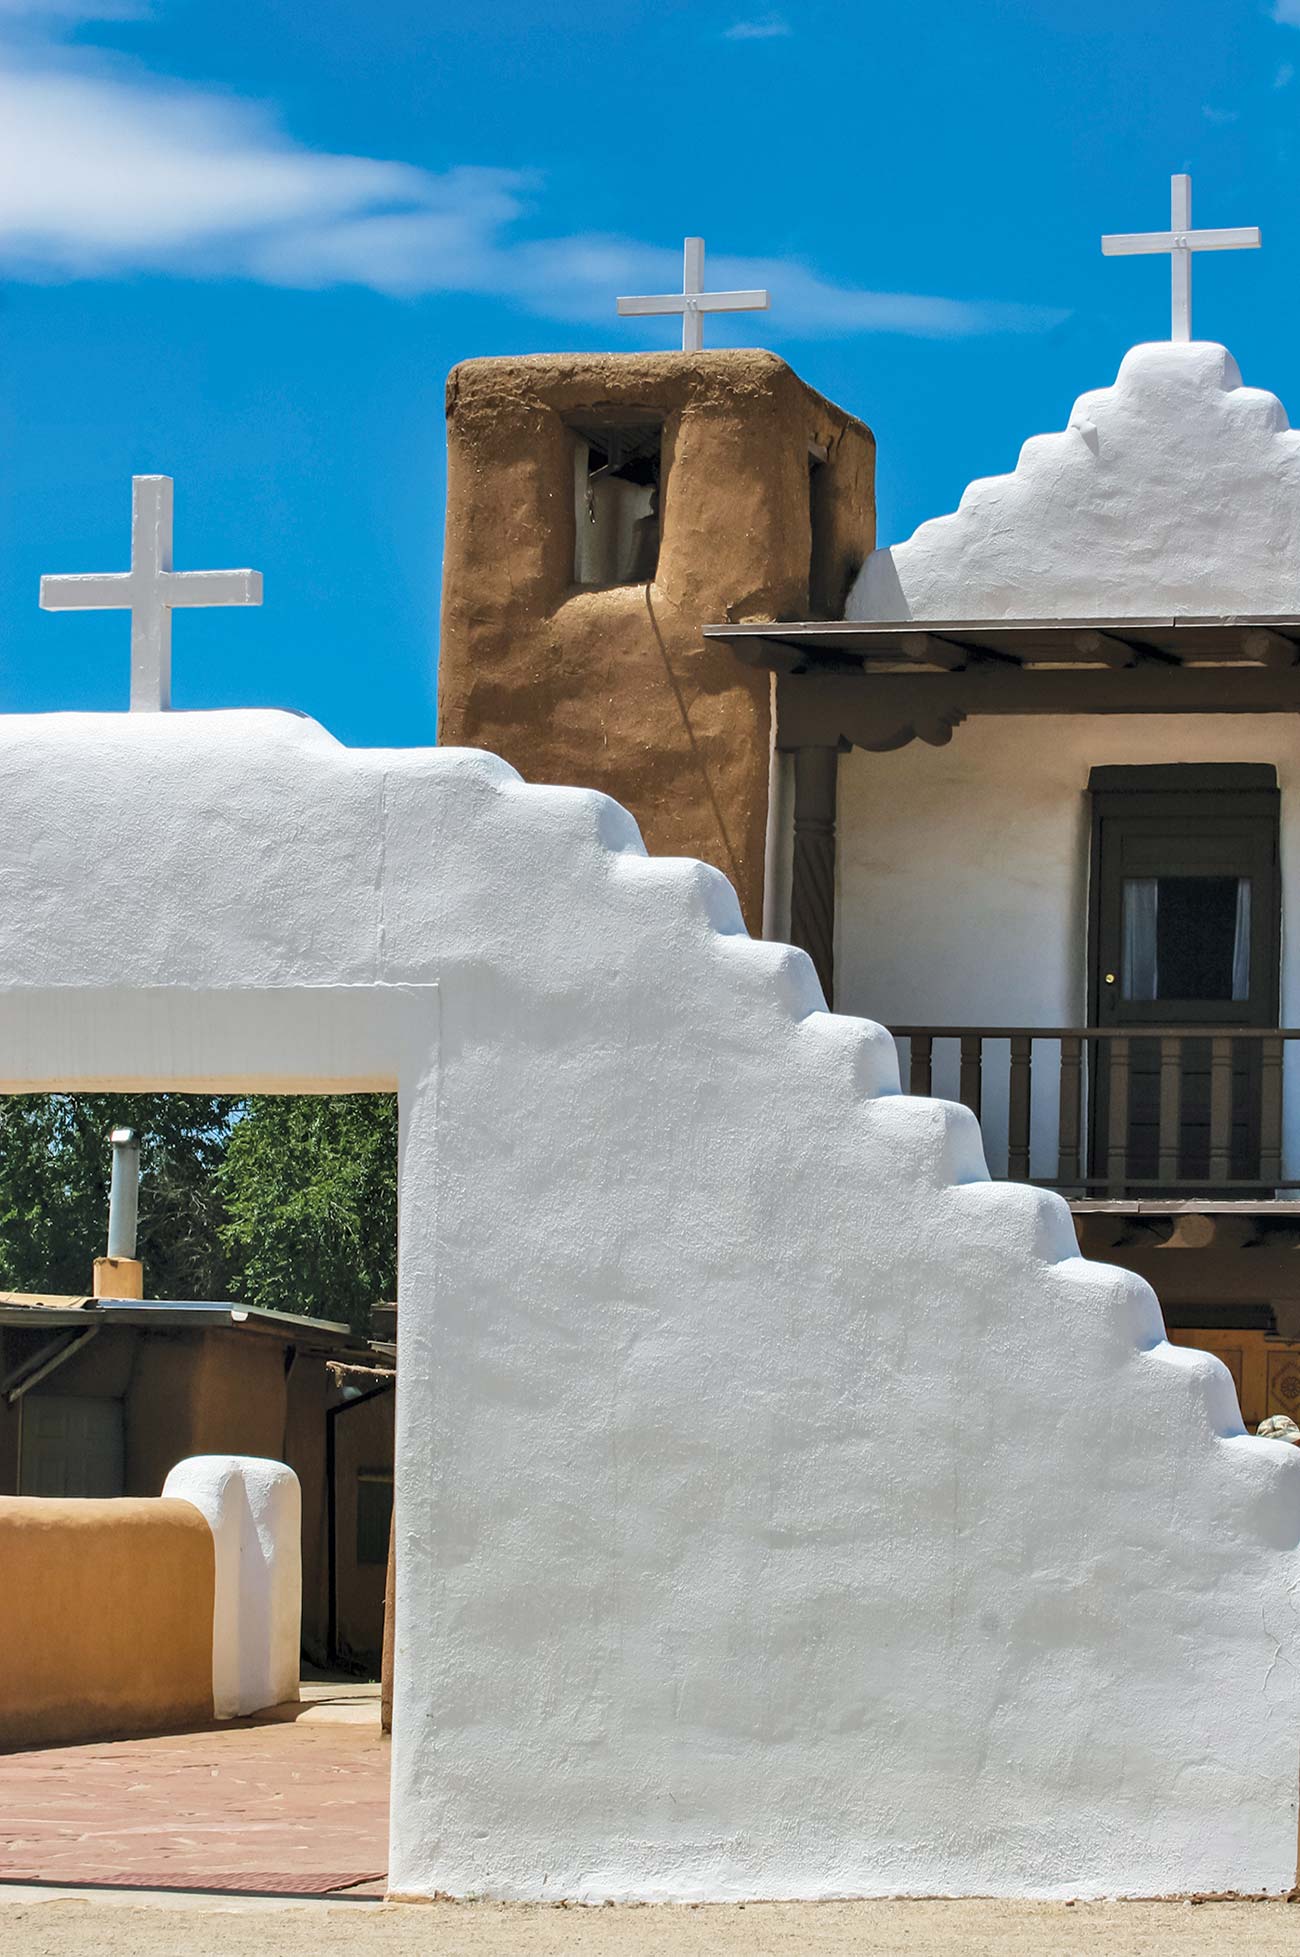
0, 1291, 94, 1310
0, 1296, 387, 1359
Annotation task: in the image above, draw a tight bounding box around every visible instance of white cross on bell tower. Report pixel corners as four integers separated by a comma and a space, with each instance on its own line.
1101, 173, 1261, 343
40, 475, 263, 711
617, 237, 770, 350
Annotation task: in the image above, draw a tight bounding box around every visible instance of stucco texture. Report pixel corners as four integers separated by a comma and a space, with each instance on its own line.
0, 711, 1298, 1899
164, 1456, 301, 1720
0, 1495, 214, 1749
848, 340, 1300, 621
437, 352, 873, 932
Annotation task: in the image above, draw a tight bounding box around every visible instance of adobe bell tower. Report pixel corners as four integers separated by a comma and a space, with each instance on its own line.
436, 350, 874, 933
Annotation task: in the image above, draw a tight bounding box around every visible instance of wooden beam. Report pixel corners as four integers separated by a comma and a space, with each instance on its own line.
896, 632, 969, 672
775, 664, 1300, 753
1152, 1214, 1222, 1251
1075, 1214, 1132, 1254
1073, 629, 1141, 668
1242, 628, 1300, 668
1076, 1212, 1258, 1253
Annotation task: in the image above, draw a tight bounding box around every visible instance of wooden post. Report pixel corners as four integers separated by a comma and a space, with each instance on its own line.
1262, 1036, 1284, 1190
959, 1035, 983, 1122
1008, 1035, 1032, 1180
1209, 1035, 1234, 1184
1057, 1035, 1083, 1187
1106, 1036, 1131, 1196
1157, 1035, 1183, 1186
790, 745, 839, 1009
381, 1507, 396, 1735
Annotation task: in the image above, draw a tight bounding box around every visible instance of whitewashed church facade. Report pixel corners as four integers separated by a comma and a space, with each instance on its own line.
10, 190, 1300, 1903
734, 331, 1300, 1421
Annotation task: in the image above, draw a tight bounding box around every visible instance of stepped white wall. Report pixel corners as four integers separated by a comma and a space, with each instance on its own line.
848, 341, 1300, 621
0, 709, 1298, 1900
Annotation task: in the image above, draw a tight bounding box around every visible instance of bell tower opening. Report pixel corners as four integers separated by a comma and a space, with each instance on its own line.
570, 420, 662, 588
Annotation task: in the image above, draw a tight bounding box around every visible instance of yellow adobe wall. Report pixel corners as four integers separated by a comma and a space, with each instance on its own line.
0, 1323, 387, 1670
0, 1495, 214, 1750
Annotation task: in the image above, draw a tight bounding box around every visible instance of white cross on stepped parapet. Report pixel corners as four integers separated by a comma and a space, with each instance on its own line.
1101, 173, 1260, 344
40, 476, 263, 712
617, 237, 769, 350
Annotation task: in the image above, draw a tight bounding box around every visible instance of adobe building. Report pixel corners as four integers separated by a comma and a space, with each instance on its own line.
437, 351, 873, 933
0, 1291, 394, 1673
437, 333, 1300, 1435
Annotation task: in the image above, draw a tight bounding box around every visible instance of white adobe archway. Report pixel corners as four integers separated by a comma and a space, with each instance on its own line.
2, 708, 1299, 1902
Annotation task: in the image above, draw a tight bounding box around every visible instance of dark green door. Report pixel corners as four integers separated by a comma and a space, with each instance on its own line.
1090, 767, 1280, 1191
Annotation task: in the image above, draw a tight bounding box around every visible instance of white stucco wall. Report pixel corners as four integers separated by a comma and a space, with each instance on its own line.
847, 342, 1300, 621
837, 714, 1300, 1180
2, 710, 1299, 1900
164, 1455, 302, 1719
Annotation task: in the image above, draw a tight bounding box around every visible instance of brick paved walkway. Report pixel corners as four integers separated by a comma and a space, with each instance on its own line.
0, 1692, 389, 1897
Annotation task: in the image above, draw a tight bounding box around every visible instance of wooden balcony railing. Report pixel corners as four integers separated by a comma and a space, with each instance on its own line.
891, 1026, 1300, 1197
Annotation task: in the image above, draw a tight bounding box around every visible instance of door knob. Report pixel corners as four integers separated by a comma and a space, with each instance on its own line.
1104, 972, 1117, 986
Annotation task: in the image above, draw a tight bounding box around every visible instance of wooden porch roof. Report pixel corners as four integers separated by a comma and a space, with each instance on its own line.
703, 616, 1300, 754
703, 615, 1300, 674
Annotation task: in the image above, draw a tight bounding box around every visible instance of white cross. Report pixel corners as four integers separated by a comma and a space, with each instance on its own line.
617, 237, 769, 351
1101, 173, 1260, 344
40, 475, 263, 712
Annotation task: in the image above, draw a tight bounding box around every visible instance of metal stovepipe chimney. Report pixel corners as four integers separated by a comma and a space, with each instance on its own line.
94, 1127, 144, 1300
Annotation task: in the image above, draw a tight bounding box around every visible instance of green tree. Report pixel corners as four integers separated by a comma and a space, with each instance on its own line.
218, 1095, 398, 1331
0, 1094, 237, 1298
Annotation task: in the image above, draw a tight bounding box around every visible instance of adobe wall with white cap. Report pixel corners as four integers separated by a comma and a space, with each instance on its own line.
0, 704, 1296, 1898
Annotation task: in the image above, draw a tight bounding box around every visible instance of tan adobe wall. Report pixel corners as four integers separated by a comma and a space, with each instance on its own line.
438, 351, 874, 932
127, 1330, 287, 1494
0, 1495, 214, 1750
331, 1384, 395, 1671
0, 1324, 383, 1671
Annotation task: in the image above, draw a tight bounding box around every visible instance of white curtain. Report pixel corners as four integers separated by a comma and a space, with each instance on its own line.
1232, 878, 1252, 1003
1121, 875, 1253, 1002
1121, 878, 1159, 1001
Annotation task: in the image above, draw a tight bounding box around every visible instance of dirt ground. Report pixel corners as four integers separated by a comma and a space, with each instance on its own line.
6, 1693, 1300, 1953
4, 1896, 1300, 1957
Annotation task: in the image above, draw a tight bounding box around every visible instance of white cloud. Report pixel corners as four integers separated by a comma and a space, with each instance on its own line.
1273, 0, 1300, 23
0, 0, 146, 17
723, 14, 791, 38
0, 32, 1063, 340
1277, 60, 1295, 85
1202, 104, 1240, 123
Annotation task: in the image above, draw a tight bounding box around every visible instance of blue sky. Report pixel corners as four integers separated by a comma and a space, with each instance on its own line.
0, 0, 1297, 744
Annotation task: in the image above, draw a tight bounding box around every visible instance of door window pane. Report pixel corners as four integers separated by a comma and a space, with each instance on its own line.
1121, 879, 1158, 1001
1121, 875, 1251, 1002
